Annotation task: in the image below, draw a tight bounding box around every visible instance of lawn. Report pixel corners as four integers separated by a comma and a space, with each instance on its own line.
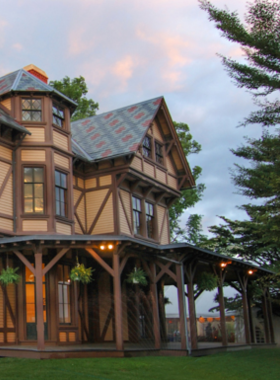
0, 348, 279, 380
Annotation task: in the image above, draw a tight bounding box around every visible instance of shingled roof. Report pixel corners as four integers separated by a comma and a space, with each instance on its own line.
71, 96, 163, 162
0, 107, 31, 135
0, 69, 77, 106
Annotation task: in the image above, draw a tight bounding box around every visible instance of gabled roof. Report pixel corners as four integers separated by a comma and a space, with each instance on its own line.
0, 69, 77, 107
0, 107, 31, 135
71, 97, 163, 161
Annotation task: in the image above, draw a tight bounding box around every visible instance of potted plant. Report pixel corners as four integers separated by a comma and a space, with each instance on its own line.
126, 267, 148, 286
0, 266, 21, 286
70, 259, 94, 284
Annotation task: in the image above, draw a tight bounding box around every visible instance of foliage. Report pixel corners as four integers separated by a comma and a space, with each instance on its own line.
50, 76, 99, 121
170, 122, 205, 241
70, 263, 94, 284
195, 271, 218, 292
0, 267, 20, 286
126, 267, 148, 286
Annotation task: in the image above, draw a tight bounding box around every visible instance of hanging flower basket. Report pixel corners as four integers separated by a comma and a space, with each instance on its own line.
0, 267, 21, 286
126, 267, 148, 286
70, 263, 94, 284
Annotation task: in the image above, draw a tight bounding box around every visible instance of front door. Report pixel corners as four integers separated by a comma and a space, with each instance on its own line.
25, 265, 48, 340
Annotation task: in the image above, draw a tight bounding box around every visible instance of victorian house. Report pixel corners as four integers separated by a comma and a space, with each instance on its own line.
0, 65, 275, 358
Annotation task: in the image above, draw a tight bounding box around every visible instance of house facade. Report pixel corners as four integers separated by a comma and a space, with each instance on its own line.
0, 65, 275, 358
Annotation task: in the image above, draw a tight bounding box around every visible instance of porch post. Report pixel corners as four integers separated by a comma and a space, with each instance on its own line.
218, 271, 227, 346
238, 274, 251, 344
113, 250, 123, 351
267, 291, 275, 344
150, 262, 161, 349
185, 262, 197, 350
35, 251, 44, 350
176, 264, 187, 350
247, 292, 255, 343
262, 289, 270, 344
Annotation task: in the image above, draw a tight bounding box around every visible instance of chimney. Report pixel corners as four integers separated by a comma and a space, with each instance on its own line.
23, 64, 48, 84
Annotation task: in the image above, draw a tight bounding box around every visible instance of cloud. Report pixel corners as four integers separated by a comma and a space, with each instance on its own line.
12, 43, 23, 51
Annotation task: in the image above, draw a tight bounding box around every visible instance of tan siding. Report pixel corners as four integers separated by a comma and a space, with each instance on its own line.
69, 332, 76, 342
77, 177, 84, 189
157, 205, 165, 237
22, 219, 48, 231
153, 121, 164, 143
143, 161, 155, 177
157, 206, 169, 244
7, 332, 16, 343
98, 272, 113, 341
54, 152, 70, 169
0, 175, 13, 215
85, 178, 97, 189
156, 168, 166, 183
0, 217, 13, 231
76, 196, 86, 230
168, 174, 178, 190
73, 189, 82, 206
0, 333, 3, 343
0, 146, 12, 161
99, 161, 111, 170
56, 221, 72, 235
6, 284, 16, 328
85, 189, 108, 229
21, 150, 46, 162
115, 158, 125, 166
0, 161, 10, 187
119, 194, 131, 235
160, 216, 169, 244
130, 156, 142, 171
1, 98, 11, 110
59, 332, 67, 342
166, 155, 176, 175
53, 130, 68, 151
24, 127, 45, 142
171, 148, 183, 170
92, 193, 114, 234
99, 175, 111, 187
74, 216, 83, 234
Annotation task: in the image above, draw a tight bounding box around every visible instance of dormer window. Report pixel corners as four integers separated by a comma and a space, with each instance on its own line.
52, 103, 65, 127
143, 136, 152, 158
22, 99, 42, 122
155, 142, 163, 165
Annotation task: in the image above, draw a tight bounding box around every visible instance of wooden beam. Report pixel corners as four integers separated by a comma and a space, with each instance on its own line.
43, 248, 70, 276
130, 179, 141, 192
0, 166, 12, 198
85, 248, 114, 277
155, 261, 172, 283
35, 252, 45, 350
88, 189, 112, 234
155, 261, 177, 282
13, 250, 35, 275
150, 263, 161, 349
113, 251, 123, 350
116, 173, 127, 187
165, 140, 174, 156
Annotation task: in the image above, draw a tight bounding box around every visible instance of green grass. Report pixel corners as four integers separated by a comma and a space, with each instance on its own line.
0, 348, 279, 380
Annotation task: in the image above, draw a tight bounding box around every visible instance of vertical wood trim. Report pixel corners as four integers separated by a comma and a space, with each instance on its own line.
176, 264, 187, 350
262, 291, 270, 344
113, 251, 123, 350
150, 263, 160, 349
267, 291, 275, 344
185, 263, 197, 350
88, 188, 112, 234
119, 190, 133, 234
35, 252, 45, 350
0, 166, 12, 198
218, 280, 227, 346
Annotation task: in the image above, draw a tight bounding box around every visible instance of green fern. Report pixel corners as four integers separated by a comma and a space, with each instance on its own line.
126, 268, 148, 286
0, 267, 20, 286
70, 263, 94, 284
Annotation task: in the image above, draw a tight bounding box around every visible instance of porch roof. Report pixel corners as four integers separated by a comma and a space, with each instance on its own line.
0, 234, 272, 275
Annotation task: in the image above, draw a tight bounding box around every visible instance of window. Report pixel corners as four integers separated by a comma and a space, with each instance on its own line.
23, 168, 44, 213
143, 136, 152, 158
22, 98, 42, 122
52, 103, 65, 127
155, 142, 163, 165
132, 196, 142, 235
145, 202, 154, 238
55, 170, 67, 217
58, 265, 71, 324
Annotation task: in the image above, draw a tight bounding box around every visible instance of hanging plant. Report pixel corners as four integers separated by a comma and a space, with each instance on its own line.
195, 271, 218, 292
70, 262, 94, 284
126, 267, 148, 286
0, 267, 20, 286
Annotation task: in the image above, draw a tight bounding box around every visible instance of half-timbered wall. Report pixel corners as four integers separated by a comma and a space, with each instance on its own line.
0, 145, 13, 233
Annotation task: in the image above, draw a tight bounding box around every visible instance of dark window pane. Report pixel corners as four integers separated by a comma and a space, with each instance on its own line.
24, 184, 33, 198
24, 198, 33, 213
24, 168, 33, 183
55, 187, 60, 201
34, 184, 43, 198
22, 111, 31, 121
61, 173, 67, 189
32, 99, 41, 110
60, 188, 65, 203
55, 171, 60, 186
32, 111, 42, 122
34, 198, 44, 213
34, 168, 43, 182
56, 200, 60, 215
22, 99, 31, 109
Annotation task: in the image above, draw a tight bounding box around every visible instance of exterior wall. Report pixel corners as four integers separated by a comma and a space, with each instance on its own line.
0, 145, 13, 233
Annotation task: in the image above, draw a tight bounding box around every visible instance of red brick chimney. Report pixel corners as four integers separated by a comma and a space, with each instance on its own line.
23, 64, 48, 84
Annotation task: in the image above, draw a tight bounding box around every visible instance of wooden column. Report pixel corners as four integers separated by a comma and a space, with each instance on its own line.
247, 292, 255, 343
267, 292, 275, 344
113, 251, 123, 351
185, 261, 197, 350
176, 264, 187, 350
262, 289, 270, 344
35, 252, 44, 350
150, 263, 161, 349
237, 273, 251, 344
217, 269, 227, 346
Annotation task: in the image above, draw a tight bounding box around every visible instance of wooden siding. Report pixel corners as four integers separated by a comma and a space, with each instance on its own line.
53, 130, 68, 151
100, 175, 112, 187
69, 332, 76, 342
0, 146, 12, 161
1, 98, 11, 110
77, 177, 84, 189
56, 221, 72, 235
92, 193, 114, 234
153, 121, 164, 143
0, 175, 13, 216
156, 168, 166, 184
54, 152, 70, 169
157, 205, 169, 244
0, 217, 13, 231
74, 215, 83, 234
24, 127, 45, 142
130, 156, 142, 172
171, 147, 183, 170
22, 219, 48, 231
119, 190, 132, 235
21, 150, 46, 162
0, 161, 10, 187
76, 196, 86, 231
6, 284, 16, 328
85, 178, 97, 189
73, 189, 82, 206
143, 161, 155, 177
168, 174, 178, 190
59, 332, 67, 342
166, 155, 176, 175
98, 272, 113, 341
86, 189, 108, 229
99, 161, 111, 170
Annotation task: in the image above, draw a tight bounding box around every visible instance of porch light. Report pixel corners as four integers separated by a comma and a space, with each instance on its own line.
100, 245, 105, 250
220, 260, 232, 268
220, 262, 227, 268
108, 244, 114, 250
248, 269, 256, 275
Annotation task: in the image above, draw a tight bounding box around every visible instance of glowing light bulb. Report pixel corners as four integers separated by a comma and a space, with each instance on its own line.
100, 245, 105, 250
108, 244, 113, 250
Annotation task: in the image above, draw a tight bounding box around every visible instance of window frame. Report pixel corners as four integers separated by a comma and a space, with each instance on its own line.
155, 142, 164, 165
21, 97, 42, 123
145, 202, 154, 239
23, 166, 45, 214
52, 102, 65, 128
55, 170, 68, 218
132, 196, 142, 235
142, 136, 152, 159
57, 264, 72, 325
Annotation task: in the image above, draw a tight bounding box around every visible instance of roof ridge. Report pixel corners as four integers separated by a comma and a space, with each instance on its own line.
11, 69, 24, 91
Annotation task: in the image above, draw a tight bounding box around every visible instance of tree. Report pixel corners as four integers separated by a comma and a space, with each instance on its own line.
50, 76, 99, 121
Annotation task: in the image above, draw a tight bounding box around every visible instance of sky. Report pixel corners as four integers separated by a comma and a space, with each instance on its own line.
0, 0, 262, 236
